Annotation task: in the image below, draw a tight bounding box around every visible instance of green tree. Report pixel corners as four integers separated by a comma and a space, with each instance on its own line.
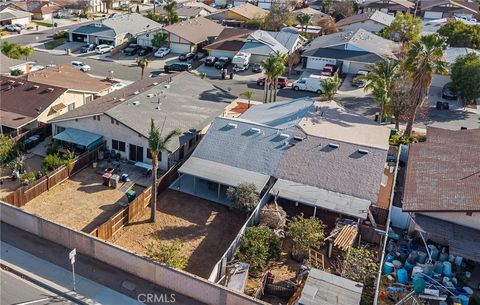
451, 52, 480, 104
21, 46, 34, 61
263, 0, 293, 31
147, 12, 165, 23
363, 60, 401, 122
296, 14, 312, 33
151, 32, 168, 49
287, 214, 325, 257
0, 135, 17, 178
226, 182, 259, 215
380, 12, 422, 46
146, 238, 188, 269
164, 0, 179, 25
148, 118, 181, 222
438, 20, 480, 49
320, 73, 341, 100
404, 34, 448, 136
260, 52, 287, 103
42, 154, 64, 174
136, 57, 149, 80
236, 226, 281, 271
240, 90, 254, 108
1, 41, 23, 59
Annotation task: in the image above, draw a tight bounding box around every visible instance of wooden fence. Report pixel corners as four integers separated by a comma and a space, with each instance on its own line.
370, 206, 389, 227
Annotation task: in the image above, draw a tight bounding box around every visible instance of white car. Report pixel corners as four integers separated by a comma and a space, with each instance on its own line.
111, 82, 126, 91
154, 47, 170, 58
71, 61, 91, 72
95, 44, 114, 54
5, 24, 21, 32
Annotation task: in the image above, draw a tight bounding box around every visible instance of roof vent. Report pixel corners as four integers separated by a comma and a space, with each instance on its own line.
358, 149, 369, 155
153, 82, 158, 85
46, 87, 54, 92
164, 84, 170, 89
147, 93, 154, 98
279, 133, 289, 139
119, 98, 126, 102
293, 136, 303, 141
227, 122, 238, 128
32, 85, 40, 89
132, 101, 140, 106
250, 127, 261, 133
133, 91, 140, 95
328, 143, 339, 149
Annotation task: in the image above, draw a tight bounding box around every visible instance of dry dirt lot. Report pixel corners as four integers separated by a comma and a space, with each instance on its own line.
110, 189, 245, 278
23, 167, 144, 232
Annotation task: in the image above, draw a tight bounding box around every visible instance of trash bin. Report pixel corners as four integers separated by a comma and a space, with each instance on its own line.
229, 72, 234, 79
126, 190, 137, 202
110, 174, 120, 189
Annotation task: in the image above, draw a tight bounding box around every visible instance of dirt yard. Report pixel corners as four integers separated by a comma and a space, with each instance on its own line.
23, 167, 144, 232
110, 190, 245, 278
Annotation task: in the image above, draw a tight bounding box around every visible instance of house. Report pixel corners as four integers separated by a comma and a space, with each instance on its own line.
336, 10, 395, 33
224, 3, 267, 26
174, 99, 391, 223
359, 0, 415, 15
402, 127, 480, 262
1, 69, 110, 136
48, 72, 234, 170
302, 28, 399, 74
0, 6, 32, 26
69, 13, 162, 47
293, 7, 330, 25
240, 28, 304, 63
204, 28, 254, 58
163, 17, 224, 53
419, 0, 479, 20
182, 1, 218, 14
8, 0, 61, 20
154, 5, 211, 20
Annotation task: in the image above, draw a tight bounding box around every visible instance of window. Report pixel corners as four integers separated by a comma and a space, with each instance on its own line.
92, 115, 100, 120
68, 103, 75, 111
55, 126, 65, 134
147, 149, 162, 162
84, 95, 92, 104
112, 139, 125, 152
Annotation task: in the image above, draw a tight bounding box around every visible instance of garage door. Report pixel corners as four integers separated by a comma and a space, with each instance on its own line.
306, 57, 336, 70
211, 50, 235, 59
170, 43, 191, 54
71, 33, 87, 42
345, 61, 369, 74
424, 11, 443, 20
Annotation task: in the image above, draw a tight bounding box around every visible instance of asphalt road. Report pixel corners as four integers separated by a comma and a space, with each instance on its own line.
0, 270, 70, 305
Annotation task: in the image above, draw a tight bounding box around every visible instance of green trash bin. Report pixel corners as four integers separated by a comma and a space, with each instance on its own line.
126, 190, 137, 203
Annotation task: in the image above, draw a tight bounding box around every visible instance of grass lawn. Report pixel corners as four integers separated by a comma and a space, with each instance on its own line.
33, 21, 53, 27
44, 37, 67, 50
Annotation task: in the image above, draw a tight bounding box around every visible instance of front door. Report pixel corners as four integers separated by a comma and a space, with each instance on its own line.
129, 144, 144, 162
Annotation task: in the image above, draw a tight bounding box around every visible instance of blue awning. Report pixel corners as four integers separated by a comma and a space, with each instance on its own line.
53, 128, 103, 150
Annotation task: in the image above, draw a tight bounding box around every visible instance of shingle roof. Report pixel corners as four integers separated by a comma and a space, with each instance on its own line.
360, 0, 414, 10
204, 28, 254, 52
240, 28, 300, 56
304, 48, 383, 63
403, 127, 480, 212
163, 17, 224, 44
420, 0, 479, 14
0, 7, 32, 21
155, 5, 205, 18
228, 3, 267, 20
336, 10, 394, 27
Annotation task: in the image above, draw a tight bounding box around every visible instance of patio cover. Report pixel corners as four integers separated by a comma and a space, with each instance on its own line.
178, 157, 270, 192
53, 128, 103, 150
270, 179, 371, 219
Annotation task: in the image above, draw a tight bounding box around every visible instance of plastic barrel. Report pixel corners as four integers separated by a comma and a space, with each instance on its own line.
386, 253, 395, 262
439, 252, 449, 262
424, 263, 434, 277
383, 262, 394, 274
408, 251, 419, 264
392, 260, 403, 269
413, 278, 426, 294
460, 294, 469, 305
443, 261, 452, 277
405, 260, 415, 273
455, 256, 463, 267
434, 261, 444, 274
412, 266, 424, 279
397, 269, 408, 284
428, 245, 439, 261
418, 251, 427, 264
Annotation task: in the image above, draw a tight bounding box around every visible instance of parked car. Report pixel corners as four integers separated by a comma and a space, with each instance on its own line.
352, 70, 368, 88
164, 63, 192, 73
71, 61, 91, 72
292, 76, 325, 94
233, 64, 249, 72
4, 24, 21, 32
137, 47, 152, 56
123, 44, 140, 56
257, 76, 288, 88
95, 44, 113, 54
214, 57, 230, 69
111, 82, 126, 91
320, 64, 335, 76
442, 83, 458, 100
80, 44, 96, 53
252, 63, 262, 73
154, 47, 171, 58
178, 52, 195, 61
150, 71, 169, 77
120, 3, 130, 10
109, 13, 119, 18
205, 56, 217, 66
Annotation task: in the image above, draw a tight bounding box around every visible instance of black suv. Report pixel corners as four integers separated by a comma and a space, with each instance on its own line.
205, 56, 217, 66
123, 44, 140, 56
137, 47, 152, 56
214, 57, 230, 69
179, 52, 195, 61
164, 63, 192, 73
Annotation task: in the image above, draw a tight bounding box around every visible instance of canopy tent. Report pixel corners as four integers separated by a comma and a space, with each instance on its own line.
53, 128, 103, 150
270, 179, 371, 220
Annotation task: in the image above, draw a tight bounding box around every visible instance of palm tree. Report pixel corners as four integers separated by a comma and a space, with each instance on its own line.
21, 46, 34, 61
136, 57, 149, 80
320, 73, 341, 100
404, 34, 447, 136
270, 53, 287, 103
296, 14, 312, 33
363, 60, 401, 123
240, 90, 254, 108
260, 54, 277, 103
164, 0, 179, 25
148, 118, 181, 223
261, 52, 287, 103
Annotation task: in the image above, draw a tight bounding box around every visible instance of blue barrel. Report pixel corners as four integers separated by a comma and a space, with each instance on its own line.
383, 262, 394, 274
455, 256, 463, 267
413, 278, 426, 294
434, 261, 444, 274
408, 251, 419, 264
424, 263, 434, 277
428, 245, 439, 261
386, 253, 395, 262
405, 261, 415, 273
460, 295, 470, 305
397, 268, 408, 284
417, 251, 427, 264
439, 252, 449, 262
443, 262, 452, 277
392, 260, 403, 269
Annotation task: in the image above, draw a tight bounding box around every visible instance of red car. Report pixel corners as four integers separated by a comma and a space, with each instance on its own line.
321, 64, 335, 76
256, 76, 289, 88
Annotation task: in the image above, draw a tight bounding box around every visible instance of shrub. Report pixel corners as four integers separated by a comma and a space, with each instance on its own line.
10, 69, 24, 76
20, 171, 36, 184
227, 182, 259, 215
146, 239, 188, 269
46, 143, 59, 155
53, 31, 68, 39
236, 226, 281, 271
389, 134, 418, 146
42, 154, 64, 173
287, 214, 325, 257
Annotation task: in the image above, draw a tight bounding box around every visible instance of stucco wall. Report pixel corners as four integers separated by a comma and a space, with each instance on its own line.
39, 91, 93, 124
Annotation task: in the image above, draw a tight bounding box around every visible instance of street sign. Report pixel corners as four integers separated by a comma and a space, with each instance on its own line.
69, 248, 77, 291
69, 248, 76, 262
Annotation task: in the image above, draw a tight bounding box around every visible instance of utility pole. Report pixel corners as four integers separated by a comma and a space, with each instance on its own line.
69, 248, 77, 291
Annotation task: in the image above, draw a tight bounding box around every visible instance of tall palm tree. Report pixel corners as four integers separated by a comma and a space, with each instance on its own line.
240, 90, 254, 108
136, 57, 149, 80
148, 118, 181, 223
270, 53, 287, 103
363, 60, 401, 123
164, 0, 178, 25
404, 34, 447, 136
260, 54, 277, 103
21, 46, 34, 61
261, 52, 287, 103
296, 14, 312, 33
320, 73, 341, 100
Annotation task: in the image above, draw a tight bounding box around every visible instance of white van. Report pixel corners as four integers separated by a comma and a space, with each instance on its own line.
292, 75, 328, 94
95, 44, 114, 54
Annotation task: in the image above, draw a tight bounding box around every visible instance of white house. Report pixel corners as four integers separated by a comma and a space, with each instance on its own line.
0, 6, 32, 26
336, 10, 394, 33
